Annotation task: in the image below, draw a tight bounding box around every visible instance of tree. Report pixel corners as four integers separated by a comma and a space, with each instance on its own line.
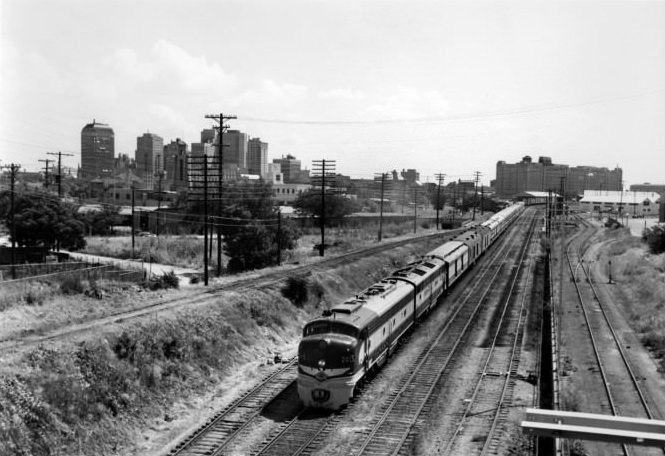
220, 180, 299, 273
293, 189, 359, 223
83, 205, 121, 236
642, 225, 665, 254
0, 191, 86, 250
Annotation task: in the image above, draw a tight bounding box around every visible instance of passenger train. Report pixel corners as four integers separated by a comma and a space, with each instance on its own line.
297, 203, 525, 409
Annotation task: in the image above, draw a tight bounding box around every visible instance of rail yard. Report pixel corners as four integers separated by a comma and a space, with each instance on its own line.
2, 207, 664, 456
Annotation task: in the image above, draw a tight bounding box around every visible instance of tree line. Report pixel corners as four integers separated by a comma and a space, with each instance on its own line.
0, 180, 359, 273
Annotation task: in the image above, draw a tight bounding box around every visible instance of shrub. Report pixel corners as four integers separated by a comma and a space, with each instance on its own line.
60, 274, 84, 294
282, 276, 309, 307
147, 270, 179, 291
642, 225, 665, 254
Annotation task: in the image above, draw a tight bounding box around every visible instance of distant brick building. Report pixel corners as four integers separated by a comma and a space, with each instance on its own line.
495, 156, 622, 199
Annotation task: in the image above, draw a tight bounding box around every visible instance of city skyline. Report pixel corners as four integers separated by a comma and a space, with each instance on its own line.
2, 0, 664, 186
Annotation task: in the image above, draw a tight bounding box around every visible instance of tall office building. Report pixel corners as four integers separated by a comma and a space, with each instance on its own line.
136, 132, 164, 190
81, 120, 115, 179
222, 130, 248, 170
247, 138, 268, 176
164, 138, 188, 191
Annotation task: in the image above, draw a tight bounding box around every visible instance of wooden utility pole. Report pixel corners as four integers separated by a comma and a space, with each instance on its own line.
413, 186, 418, 234
47, 151, 73, 198
435, 173, 446, 229
2, 164, 20, 279
376, 172, 389, 241
205, 113, 236, 276
312, 159, 336, 256
472, 171, 481, 221
203, 154, 209, 285
277, 210, 282, 266
156, 170, 165, 236
38, 158, 52, 189
131, 186, 136, 257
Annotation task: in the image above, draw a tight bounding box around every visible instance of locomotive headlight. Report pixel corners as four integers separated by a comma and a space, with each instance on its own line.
318, 359, 326, 369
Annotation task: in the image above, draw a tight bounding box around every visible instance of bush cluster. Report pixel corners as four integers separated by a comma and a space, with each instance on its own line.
147, 270, 180, 290
642, 224, 665, 254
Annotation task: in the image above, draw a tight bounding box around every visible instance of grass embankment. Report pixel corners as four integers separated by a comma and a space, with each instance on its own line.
595, 228, 665, 369
0, 238, 434, 456
81, 220, 442, 270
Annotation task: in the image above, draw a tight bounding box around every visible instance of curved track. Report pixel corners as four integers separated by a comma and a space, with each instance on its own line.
564, 221, 665, 456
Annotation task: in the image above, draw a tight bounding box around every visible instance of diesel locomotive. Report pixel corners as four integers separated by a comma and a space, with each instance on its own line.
297, 203, 525, 409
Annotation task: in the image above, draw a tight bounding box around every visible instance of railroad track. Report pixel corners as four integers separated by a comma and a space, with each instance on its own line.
440, 215, 537, 456
161, 210, 540, 456
344, 210, 538, 456
1, 230, 460, 352
242, 210, 536, 456
166, 358, 299, 456
564, 224, 665, 456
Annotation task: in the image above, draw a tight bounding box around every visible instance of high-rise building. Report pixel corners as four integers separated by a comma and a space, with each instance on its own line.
200, 128, 216, 144
81, 119, 114, 179
247, 137, 268, 177
222, 130, 248, 170
136, 132, 164, 190
164, 138, 188, 191
495, 156, 622, 199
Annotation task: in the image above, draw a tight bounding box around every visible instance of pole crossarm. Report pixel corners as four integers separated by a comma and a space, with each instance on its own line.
521, 408, 665, 447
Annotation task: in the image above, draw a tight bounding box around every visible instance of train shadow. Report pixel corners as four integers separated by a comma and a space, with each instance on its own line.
261, 381, 334, 422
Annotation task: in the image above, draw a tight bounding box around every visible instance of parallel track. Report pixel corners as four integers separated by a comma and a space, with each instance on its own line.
564, 222, 665, 456
350, 210, 538, 456
441, 215, 537, 455
167, 359, 298, 456
242, 211, 537, 456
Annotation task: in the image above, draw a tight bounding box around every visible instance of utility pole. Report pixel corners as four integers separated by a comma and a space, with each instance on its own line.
156, 170, 165, 236
413, 186, 418, 234
435, 173, 446, 230
375, 172, 389, 241
2, 164, 20, 279
480, 185, 484, 215
187, 152, 216, 286
312, 159, 336, 256
38, 158, 52, 189
131, 186, 136, 257
472, 171, 481, 221
277, 210, 282, 266
205, 113, 236, 276
47, 151, 73, 198
203, 154, 209, 285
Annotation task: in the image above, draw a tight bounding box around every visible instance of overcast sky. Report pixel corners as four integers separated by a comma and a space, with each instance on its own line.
1, 0, 664, 186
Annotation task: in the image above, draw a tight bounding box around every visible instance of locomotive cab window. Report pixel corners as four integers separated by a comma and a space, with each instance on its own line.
303, 322, 358, 338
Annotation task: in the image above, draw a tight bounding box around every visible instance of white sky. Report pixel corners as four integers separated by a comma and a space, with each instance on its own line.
1, 0, 664, 186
